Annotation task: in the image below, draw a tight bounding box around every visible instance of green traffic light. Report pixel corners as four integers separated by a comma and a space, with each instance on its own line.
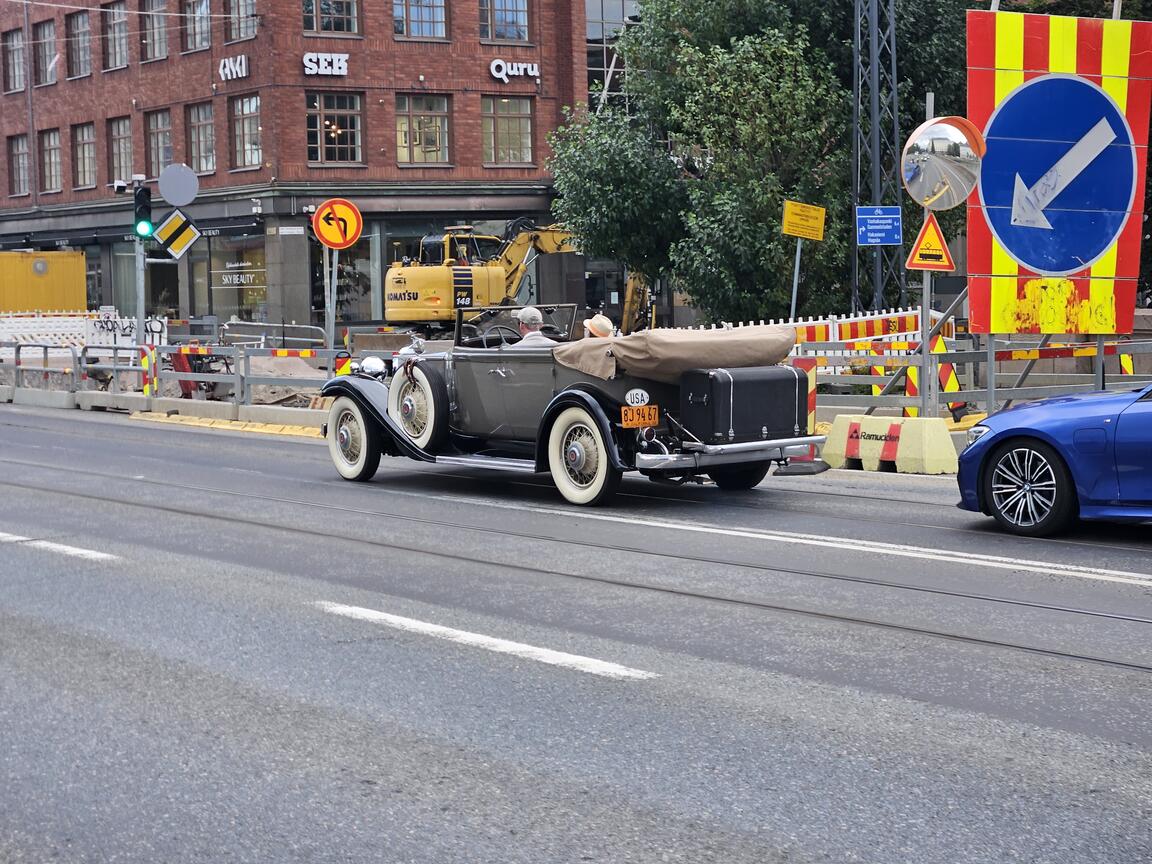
135, 220, 153, 237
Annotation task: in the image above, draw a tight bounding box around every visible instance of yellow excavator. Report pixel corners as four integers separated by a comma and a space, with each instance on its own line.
382, 218, 576, 334
382, 217, 653, 335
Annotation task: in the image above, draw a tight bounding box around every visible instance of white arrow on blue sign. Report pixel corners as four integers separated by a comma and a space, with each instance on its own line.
979, 74, 1136, 276
856, 206, 903, 246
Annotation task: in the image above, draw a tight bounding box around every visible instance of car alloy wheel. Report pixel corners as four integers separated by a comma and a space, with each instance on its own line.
983, 438, 1076, 536
327, 396, 381, 482
547, 405, 621, 506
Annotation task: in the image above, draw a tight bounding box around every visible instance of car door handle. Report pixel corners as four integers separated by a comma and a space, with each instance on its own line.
488, 369, 507, 377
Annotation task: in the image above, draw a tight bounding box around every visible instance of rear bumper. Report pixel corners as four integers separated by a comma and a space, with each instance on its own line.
634, 436, 825, 472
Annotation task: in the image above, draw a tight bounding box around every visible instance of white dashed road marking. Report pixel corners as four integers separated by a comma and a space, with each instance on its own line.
315, 601, 659, 681
0, 531, 118, 562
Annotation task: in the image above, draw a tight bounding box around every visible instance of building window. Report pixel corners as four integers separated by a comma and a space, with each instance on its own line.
146, 109, 173, 176
2, 29, 25, 92
481, 96, 532, 164
586, 0, 636, 106
7, 135, 29, 195
306, 92, 362, 164
73, 123, 97, 187
395, 94, 448, 164
304, 0, 357, 33
479, 0, 527, 41
65, 12, 91, 78
102, 1, 129, 69
32, 20, 57, 86
226, 0, 257, 41
231, 94, 261, 167
108, 116, 132, 182
182, 0, 210, 51
39, 129, 62, 192
141, 0, 168, 61
187, 102, 215, 173
393, 0, 445, 38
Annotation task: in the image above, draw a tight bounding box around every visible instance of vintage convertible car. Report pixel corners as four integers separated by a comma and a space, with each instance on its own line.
320, 305, 825, 505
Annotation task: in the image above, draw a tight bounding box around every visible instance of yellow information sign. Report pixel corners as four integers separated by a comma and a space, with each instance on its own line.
153, 208, 202, 260
905, 213, 955, 272
782, 200, 826, 242
312, 198, 364, 250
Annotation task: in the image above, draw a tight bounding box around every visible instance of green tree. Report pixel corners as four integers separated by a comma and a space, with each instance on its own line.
549, 4, 853, 320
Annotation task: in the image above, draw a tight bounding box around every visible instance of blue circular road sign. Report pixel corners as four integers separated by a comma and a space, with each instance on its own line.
979, 74, 1136, 276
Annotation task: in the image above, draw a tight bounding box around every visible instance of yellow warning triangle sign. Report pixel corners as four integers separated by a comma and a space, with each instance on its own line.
905, 213, 955, 272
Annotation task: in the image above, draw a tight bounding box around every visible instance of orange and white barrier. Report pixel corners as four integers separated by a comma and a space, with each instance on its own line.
822, 415, 958, 474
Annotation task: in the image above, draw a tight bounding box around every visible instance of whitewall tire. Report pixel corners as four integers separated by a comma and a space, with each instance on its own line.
387, 363, 449, 451
328, 396, 381, 482
547, 406, 622, 506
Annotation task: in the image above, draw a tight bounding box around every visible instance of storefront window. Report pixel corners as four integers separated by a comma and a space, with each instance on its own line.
110, 242, 180, 318
210, 234, 267, 321
309, 229, 381, 325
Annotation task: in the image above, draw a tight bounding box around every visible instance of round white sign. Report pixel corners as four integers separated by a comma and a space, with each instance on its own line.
158, 164, 200, 207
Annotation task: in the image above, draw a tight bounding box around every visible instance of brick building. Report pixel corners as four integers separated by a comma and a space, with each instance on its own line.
0, 0, 616, 328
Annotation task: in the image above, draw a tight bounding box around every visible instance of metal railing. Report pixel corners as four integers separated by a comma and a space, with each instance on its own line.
1, 341, 80, 391
220, 320, 328, 350
77, 343, 152, 394
239, 348, 348, 404
153, 345, 243, 402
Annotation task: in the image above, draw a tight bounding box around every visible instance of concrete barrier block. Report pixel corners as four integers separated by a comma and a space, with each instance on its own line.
151, 397, 238, 421
238, 405, 326, 427
821, 414, 862, 469
12, 388, 77, 410
0, 384, 11, 403
822, 414, 958, 474
895, 418, 959, 474
77, 391, 152, 412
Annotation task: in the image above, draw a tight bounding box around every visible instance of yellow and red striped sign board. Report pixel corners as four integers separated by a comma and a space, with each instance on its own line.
967, 11, 1152, 334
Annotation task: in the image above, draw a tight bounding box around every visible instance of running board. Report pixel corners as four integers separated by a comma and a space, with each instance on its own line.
434, 454, 540, 474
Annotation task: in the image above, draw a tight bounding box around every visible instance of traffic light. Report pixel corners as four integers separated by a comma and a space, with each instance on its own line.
133, 186, 153, 237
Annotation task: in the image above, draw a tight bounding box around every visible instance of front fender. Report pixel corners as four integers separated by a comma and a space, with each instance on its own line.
534, 387, 628, 472
321, 375, 435, 463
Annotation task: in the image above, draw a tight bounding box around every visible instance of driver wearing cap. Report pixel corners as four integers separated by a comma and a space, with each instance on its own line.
508, 306, 556, 349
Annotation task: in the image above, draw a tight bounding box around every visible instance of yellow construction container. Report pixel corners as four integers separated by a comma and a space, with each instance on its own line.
0, 251, 86, 312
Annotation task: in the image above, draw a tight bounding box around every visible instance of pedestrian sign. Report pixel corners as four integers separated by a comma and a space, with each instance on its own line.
153, 208, 201, 260
966, 11, 1152, 334
312, 198, 363, 250
855, 206, 903, 246
905, 213, 955, 271
782, 200, 826, 241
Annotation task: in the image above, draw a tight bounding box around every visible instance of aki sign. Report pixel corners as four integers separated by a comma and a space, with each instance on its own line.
966, 11, 1152, 335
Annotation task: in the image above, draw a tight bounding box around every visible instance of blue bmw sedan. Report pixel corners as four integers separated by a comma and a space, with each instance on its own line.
958, 384, 1152, 536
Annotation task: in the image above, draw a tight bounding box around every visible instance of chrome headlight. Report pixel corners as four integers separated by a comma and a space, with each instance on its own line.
965, 425, 991, 449
360, 355, 387, 376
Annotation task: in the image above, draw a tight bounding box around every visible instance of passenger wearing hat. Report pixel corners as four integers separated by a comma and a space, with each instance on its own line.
582, 313, 614, 339
509, 306, 556, 349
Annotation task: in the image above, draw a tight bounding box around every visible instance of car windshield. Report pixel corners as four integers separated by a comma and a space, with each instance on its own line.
455, 305, 578, 347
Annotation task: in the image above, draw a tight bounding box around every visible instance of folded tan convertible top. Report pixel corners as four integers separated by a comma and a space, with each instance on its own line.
552, 324, 797, 383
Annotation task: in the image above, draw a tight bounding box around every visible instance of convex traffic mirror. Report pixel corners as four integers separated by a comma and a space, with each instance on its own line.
901, 116, 986, 211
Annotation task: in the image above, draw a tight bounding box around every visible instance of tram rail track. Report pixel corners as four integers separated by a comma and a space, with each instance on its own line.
2, 463, 1152, 676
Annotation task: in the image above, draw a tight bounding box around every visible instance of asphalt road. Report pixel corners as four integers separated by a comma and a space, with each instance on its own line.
1, 404, 1151, 864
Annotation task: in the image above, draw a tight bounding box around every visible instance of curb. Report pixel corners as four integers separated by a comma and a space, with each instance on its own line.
130, 411, 323, 439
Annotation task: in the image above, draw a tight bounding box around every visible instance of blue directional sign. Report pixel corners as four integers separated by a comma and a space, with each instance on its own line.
979, 74, 1136, 276
856, 206, 903, 246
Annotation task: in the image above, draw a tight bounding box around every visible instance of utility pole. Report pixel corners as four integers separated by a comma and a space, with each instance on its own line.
852, 0, 906, 310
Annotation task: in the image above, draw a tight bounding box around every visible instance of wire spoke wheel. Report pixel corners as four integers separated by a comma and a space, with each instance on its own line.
327, 396, 380, 482
547, 405, 621, 506
397, 381, 429, 439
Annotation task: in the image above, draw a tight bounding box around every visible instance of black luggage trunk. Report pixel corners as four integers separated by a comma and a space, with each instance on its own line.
678, 366, 808, 444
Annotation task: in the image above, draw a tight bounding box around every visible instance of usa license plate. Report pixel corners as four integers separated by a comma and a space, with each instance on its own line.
621, 404, 659, 428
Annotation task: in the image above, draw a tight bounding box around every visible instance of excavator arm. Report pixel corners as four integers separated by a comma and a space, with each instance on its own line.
496, 225, 576, 301
619, 272, 652, 335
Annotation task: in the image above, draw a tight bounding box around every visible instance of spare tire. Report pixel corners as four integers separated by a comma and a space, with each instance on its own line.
387, 361, 449, 451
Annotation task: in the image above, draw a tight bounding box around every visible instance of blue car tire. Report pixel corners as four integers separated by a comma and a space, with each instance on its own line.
982, 438, 1077, 537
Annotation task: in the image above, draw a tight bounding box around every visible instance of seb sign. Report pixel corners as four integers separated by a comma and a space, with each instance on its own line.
303, 52, 349, 76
